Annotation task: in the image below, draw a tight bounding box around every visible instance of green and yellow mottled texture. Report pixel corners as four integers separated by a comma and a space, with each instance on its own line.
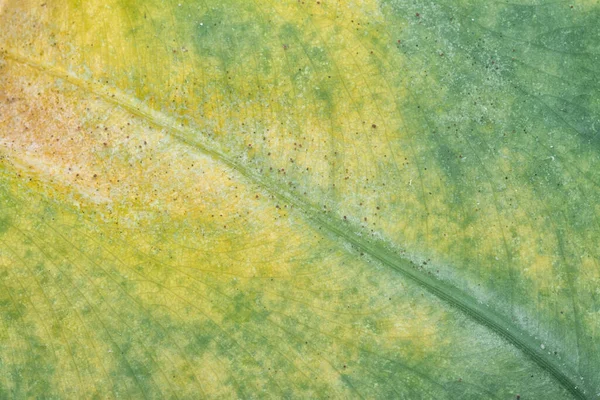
0, 0, 599, 398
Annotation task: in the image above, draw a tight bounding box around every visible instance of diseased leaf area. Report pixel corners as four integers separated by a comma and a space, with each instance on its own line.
0, 0, 599, 398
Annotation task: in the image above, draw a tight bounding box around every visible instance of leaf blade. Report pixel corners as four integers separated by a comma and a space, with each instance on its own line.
1, 0, 599, 398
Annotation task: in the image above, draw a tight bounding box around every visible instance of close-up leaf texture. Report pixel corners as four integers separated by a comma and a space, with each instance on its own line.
0, 0, 599, 398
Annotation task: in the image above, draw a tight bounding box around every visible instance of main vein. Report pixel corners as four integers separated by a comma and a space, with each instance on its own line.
1, 50, 589, 399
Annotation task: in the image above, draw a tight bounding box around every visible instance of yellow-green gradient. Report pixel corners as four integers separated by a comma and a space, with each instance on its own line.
1, 0, 599, 398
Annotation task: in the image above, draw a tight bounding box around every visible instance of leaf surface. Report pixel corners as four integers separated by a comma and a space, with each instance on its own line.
0, 0, 599, 398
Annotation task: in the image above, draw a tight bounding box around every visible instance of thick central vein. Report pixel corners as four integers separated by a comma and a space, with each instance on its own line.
0, 50, 589, 399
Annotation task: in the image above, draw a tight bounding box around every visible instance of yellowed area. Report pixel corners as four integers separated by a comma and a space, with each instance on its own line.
0, 55, 461, 398
574, 0, 598, 10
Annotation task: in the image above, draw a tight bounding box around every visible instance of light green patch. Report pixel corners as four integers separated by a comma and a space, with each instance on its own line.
0, 217, 10, 235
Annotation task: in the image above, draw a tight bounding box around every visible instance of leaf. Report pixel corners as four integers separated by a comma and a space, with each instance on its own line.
1, 0, 599, 398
